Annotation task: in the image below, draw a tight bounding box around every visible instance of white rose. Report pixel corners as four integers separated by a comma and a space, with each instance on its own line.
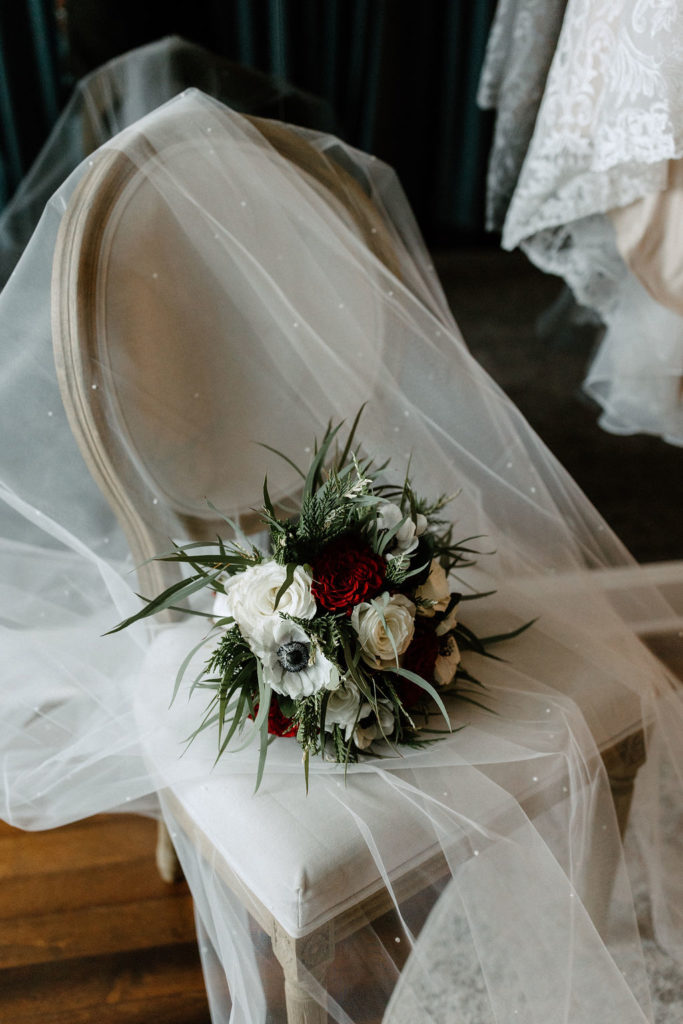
376, 501, 419, 559
350, 591, 416, 669
354, 701, 395, 749
215, 561, 316, 641
253, 617, 337, 699
415, 559, 450, 617
212, 589, 233, 622
324, 679, 368, 740
434, 636, 461, 686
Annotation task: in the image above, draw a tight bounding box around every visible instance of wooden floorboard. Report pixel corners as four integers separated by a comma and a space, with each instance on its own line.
0, 857, 180, 921
20, 998, 211, 1024
2, 893, 198, 969
0, 816, 160, 877
0, 815, 211, 1024
2, 947, 210, 1023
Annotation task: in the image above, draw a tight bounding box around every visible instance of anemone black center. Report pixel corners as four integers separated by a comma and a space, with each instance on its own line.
276, 640, 310, 673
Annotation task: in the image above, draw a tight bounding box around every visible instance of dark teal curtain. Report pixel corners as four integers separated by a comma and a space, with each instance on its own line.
1, 0, 497, 239
0, 0, 64, 206
198, 0, 497, 238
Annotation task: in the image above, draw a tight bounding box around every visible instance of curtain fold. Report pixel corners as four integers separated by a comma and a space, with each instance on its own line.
0, 0, 63, 206
1, 0, 497, 237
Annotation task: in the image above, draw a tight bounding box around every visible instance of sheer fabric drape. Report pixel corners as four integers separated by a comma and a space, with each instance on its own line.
0, 91, 681, 1021
0, 35, 331, 289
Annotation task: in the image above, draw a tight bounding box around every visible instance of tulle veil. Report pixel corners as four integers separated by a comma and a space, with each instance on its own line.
0, 89, 682, 1022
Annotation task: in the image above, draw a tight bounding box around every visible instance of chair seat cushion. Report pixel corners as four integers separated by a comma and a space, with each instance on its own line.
142, 612, 647, 938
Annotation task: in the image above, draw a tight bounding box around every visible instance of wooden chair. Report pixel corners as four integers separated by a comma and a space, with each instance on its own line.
51, 97, 648, 1023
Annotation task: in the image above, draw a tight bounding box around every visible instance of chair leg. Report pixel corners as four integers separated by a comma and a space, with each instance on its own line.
575, 731, 647, 936
155, 819, 184, 883
577, 730, 647, 935
271, 920, 335, 1024
602, 730, 647, 837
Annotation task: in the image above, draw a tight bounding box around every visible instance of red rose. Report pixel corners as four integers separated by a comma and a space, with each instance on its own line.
267, 700, 299, 737
311, 537, 385, 613
399, 620, 439, 706
251, 700, 299, 737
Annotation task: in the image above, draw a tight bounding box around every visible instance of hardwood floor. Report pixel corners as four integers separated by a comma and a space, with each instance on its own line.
0, 814, 210, 1023
0, 811, 410, 1024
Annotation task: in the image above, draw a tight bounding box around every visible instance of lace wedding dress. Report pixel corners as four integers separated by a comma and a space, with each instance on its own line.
480, 0, 683, 444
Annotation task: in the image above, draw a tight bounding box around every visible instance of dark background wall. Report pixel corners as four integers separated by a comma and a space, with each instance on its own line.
0, 0, 497, 242
0, 0, 64, 207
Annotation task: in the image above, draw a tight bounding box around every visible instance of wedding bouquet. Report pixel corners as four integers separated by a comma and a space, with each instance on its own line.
113, 414, 528, 787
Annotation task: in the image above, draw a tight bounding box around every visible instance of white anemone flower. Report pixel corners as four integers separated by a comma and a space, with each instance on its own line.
354, 701, 395, 750
325, 680, 396, 750
252, 617, 338, 699
376, 501, 420, 559
324, 679, 368, 740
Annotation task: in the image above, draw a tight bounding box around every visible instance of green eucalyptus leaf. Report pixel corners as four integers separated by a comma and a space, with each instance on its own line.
386, 667, 452, 731
171, 631, 217, 706
258, 442, 306, 480
480, 618, 537, 646
336, 403, 366, 469
273, 562, 297, 611
303, 422, 344, 500
105, 571, 219, 634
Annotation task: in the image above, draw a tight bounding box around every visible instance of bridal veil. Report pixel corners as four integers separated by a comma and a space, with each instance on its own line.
0, 90, 682, 1022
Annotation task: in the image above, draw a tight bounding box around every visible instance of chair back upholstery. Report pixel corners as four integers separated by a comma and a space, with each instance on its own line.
51, 101, 398, 596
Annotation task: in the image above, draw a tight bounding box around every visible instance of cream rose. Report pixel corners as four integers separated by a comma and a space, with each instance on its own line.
213, 561, 315, 642
415, 559, 450, 617
350, 591, 416, 668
